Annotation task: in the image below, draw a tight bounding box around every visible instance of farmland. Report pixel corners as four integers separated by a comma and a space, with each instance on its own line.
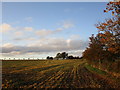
2, 59, 120, 88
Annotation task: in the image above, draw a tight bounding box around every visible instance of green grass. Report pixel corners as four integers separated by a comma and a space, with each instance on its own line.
85, 64, 107, 75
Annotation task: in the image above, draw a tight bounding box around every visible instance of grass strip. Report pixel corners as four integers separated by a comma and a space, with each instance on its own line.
85, 64, 107, 75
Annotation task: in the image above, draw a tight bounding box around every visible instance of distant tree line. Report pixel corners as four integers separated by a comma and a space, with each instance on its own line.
46, 56, 53, 60
46, 52, 82, 60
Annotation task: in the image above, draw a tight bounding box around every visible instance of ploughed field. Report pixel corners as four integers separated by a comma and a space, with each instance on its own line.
2, 60, 120, 88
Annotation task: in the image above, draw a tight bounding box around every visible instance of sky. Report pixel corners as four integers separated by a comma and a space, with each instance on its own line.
0, 2, 112, 59
2, 0, 112, 2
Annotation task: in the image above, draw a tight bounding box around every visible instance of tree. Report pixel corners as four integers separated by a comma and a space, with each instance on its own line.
61, 52, 68, 59
83, 34, 114, 64
49, 57, 53, 60
96, 0, 120, 58
55, 53, 61, 59
46, 56, 53, 60
46, 56, 50, 59
55, 52, 68, 59
67, 55, 80, 59
83, 0, 120, 67
67, 55, 74, 59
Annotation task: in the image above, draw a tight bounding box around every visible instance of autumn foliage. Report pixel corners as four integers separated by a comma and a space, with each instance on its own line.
83, 0, 120, 72
96, 0, 120, 57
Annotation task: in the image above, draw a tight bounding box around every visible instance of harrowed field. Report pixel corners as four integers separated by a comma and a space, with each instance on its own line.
2, 59, 120, 88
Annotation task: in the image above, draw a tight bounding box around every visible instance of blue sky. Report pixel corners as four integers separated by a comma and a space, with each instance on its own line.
1, 2, 112, 59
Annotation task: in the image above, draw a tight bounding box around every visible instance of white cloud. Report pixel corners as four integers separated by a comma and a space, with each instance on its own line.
13, 37, 37, 41
35, 21, 74, 37
35, 28, 62, 37
10, 51, 21, 55
2, 51, 21, 57
2, 43, 14, 48
1, 21, 82, 58
24, 27, 33, 31
68, 50, 85, 56
35, 29, 53, 37
56, 28, 63, 32
1, 37, 88, 55
0, 23, 13, 33
1, 21, 75, 41
66, 39, 71, 47
14, 31, 23, 37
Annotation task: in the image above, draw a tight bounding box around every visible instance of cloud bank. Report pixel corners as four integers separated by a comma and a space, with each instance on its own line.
1, 21, 88, 58
1, 38, 88, 57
